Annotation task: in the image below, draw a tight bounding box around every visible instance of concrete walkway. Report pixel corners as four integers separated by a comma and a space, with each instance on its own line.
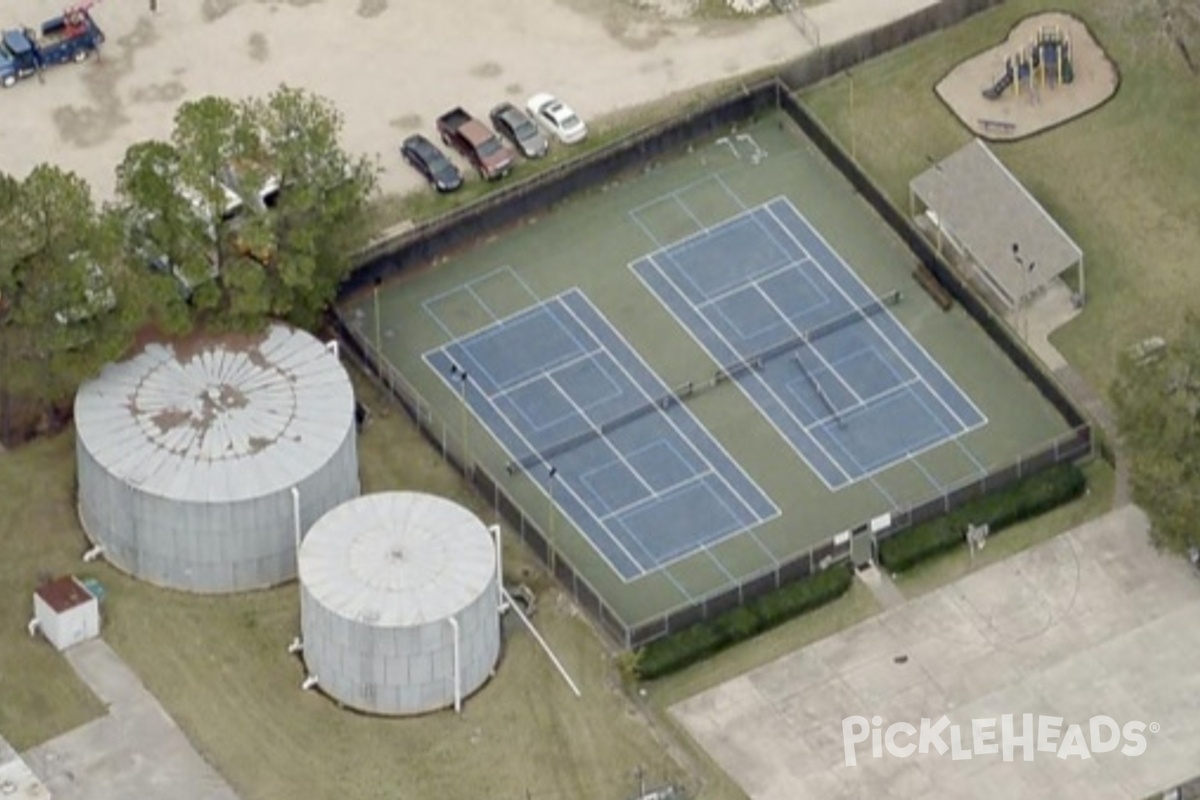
23, 640, 238, 800
1019, 282, 1131, 508
674, 505, 1200, 799
855, 562, 907, 610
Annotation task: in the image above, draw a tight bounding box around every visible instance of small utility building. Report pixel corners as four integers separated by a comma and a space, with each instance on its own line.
33, 576, 99, 652
910, 138, 1084, 310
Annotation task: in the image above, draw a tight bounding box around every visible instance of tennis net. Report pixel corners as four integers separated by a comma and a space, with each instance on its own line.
507, 289, 900, 474
794, 352, 842, 427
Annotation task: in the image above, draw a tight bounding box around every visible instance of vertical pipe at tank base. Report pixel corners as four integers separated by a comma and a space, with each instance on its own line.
489, 524, 506, 611
291, 486, 301, 558
448, 617, 461, 714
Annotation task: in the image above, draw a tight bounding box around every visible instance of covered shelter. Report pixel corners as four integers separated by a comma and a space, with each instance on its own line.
909, 138, 1084, 311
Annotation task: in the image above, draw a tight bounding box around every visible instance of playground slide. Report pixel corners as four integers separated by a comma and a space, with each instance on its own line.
982, 68, 1013, 100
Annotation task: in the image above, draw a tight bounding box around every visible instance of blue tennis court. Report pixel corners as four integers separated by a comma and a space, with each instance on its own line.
424, 289, 778, 581
632, 196, 987, 490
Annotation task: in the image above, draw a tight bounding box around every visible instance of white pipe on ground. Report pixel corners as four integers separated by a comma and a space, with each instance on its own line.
27, 618, 39, 637
287, 637, 303, 654
448, 617, 461, 714
503, 587, 581, 698
301, 675, 319, 691
489, 524, 507, 612
82, 544, 104, 562
324, 340, 339, 359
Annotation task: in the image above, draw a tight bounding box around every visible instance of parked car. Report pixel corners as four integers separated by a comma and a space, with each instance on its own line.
489, 102, 549, 159
435, 107, 515, 180
400, 134, 463, 192
526, 93, 587, 145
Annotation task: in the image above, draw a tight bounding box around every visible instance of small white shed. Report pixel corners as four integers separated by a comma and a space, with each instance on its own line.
33, 576, 99, 652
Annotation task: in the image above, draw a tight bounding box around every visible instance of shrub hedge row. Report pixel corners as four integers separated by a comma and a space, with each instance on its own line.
878, 462, 1087, 573
633, 564, 853, 681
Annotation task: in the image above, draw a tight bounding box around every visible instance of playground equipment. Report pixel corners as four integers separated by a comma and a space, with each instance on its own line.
983, 25, 1073, 100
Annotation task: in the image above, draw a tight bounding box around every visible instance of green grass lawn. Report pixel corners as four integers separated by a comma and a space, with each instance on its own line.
0, 435, 106, 750
800, 0, 1200, 393
0, 366, 699, 799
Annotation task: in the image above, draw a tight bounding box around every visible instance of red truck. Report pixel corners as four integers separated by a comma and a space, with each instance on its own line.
435, 107, 514, 181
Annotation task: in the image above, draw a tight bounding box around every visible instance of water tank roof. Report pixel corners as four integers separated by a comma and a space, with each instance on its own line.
299, 492, 496, 628
74, 324, 353, 504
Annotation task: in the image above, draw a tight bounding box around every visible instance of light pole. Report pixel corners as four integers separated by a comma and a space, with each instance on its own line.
546, 465, 557, 575
1011, 243, 1035, 342
449, 363, 469, 474
372, 276, 383, 367
847, 70, 856, 161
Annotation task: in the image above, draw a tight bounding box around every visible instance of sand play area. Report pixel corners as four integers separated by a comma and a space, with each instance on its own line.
937, 12, 1119, 141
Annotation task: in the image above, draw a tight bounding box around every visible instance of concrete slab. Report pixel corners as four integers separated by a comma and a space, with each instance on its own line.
672, 505, 1200, 799
23, 640, 238, 800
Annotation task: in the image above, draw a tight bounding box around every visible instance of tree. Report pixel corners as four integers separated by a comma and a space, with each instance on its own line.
117, 86, 378, 331
114, 140, 213, 324
0, 165, 157, 440
1110, 319, 1200, 553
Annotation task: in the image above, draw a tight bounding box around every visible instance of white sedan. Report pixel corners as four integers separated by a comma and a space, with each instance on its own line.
526, 93, 588, 145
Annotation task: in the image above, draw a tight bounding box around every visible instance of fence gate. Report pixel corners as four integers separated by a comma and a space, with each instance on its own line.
851, 529, 875, 567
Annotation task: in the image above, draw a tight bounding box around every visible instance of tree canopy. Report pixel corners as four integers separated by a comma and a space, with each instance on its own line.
0, 85, 377, 442
117, 85, 378, 330
1111, 320, 1200, 553
0, 164, 175, 439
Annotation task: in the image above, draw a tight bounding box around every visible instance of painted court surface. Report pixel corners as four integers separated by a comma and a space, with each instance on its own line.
347, 116, 1075, 630
425, 192, 986, 581
426, 288, 778, 581
671, 505, 1200, 799
631, 195, 985, 489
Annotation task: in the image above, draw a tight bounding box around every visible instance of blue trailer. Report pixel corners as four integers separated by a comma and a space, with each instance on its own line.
0, 8, 104, 88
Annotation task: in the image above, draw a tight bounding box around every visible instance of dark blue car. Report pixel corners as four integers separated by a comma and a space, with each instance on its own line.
401, 134, 463, 193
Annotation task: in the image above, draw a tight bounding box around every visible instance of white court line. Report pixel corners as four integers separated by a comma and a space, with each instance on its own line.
639, 249, 854, 488
765, 198, 988, 431
908, 449, 945, 492
673, 192, 709, 234
638, 479, 747, 565
629, 211, 665, 250
503, 266, 544, 306
629, 202, 767, 267
466, 284, 500, 322
599, 470, 715, 522
681, 172, 783, 569
422, 265, 526, 339
956, 436, 990, 476
490, 347, 604, 402
804, 376, 923, 432
694, 260, 808, 311
713, 173, 749, 211
546, 368, 657, 497
758, 285, 863, 406
627, 172, 727, 217
556, 290, 779, 525
765, 200, 953, 417
817, 389, 967, 483
456, 295, 600, 393
468, 300, 651, 580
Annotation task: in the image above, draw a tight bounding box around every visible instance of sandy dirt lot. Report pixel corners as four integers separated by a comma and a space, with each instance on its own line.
0, 0, 799, 200
0, 0, 943, 202
936, 12, 1119, 141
